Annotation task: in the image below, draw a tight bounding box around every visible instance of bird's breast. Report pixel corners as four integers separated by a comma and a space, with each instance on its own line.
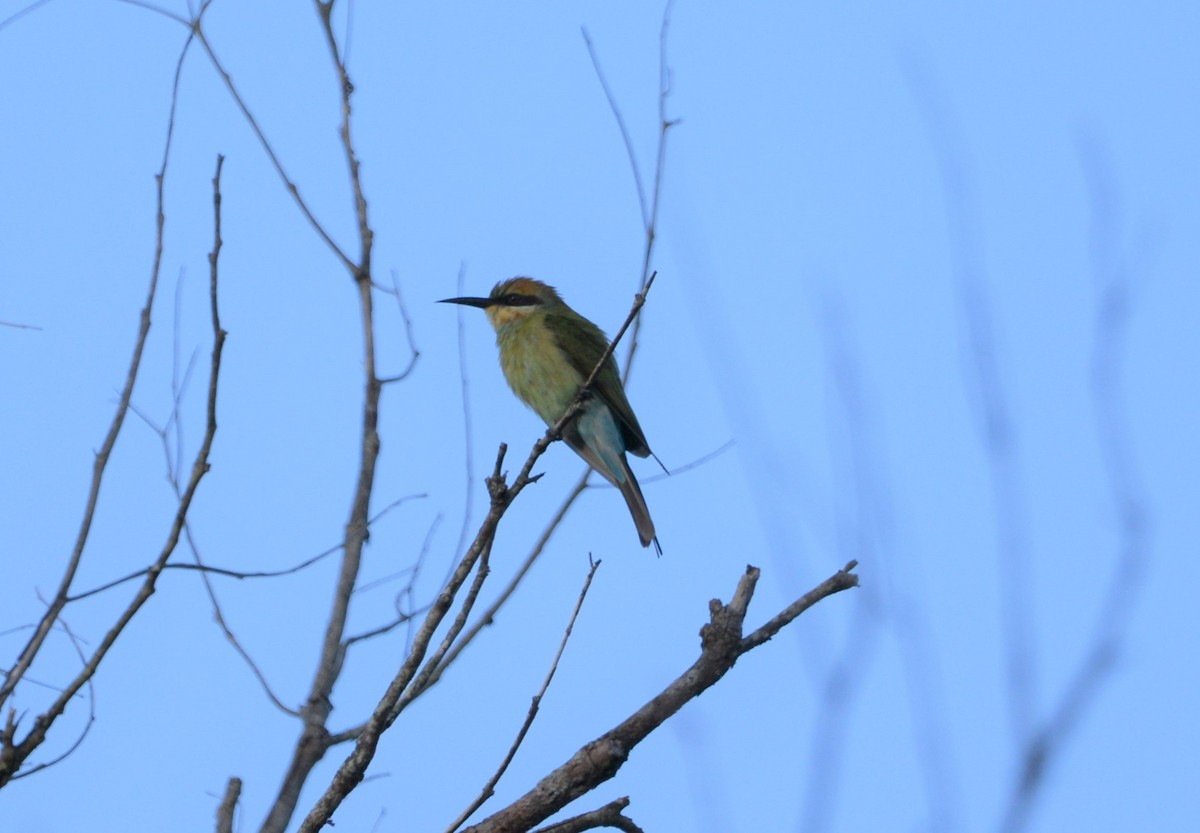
496, 321, 582, 427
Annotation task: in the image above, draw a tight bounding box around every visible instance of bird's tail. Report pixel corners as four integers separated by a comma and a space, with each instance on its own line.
617, 456, 660, 554
564, 405, 661, 553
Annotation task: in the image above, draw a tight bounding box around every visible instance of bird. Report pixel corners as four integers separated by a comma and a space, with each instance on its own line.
440, 277, 660, 552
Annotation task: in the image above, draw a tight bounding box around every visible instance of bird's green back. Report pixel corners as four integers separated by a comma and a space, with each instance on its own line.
542, 311, 650, 458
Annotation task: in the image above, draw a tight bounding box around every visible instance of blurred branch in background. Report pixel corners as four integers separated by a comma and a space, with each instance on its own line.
800, 293, 960, 833
905, 56, 1152, 833
902, 52, 1040, 754
997, 134, 1152, 833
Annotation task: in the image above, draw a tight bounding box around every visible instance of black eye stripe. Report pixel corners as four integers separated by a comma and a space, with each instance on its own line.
502, 293, 541, 307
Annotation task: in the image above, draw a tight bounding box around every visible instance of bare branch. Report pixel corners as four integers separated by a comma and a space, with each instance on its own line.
163, 157, 299, 718
741, 561, 859, 650
8, 604, 95, 781
215, 776, 242, 833
377, 268, 421, 384
295, 513, 499, 831
67, 542, 342, 602
450, 262, 480, 568
0, 29, 195, 718
315, 0, 371, 268
582, 28, 649, 231
343, 607, 421, 648
0, 32, 214, 788
447, 559, 603, 832
393, 537, 495, 720
190, 21, 354, 271
581, 9, 676, 380
0, 142, 226, 788
532, 797, 643, 833
629, 1, 676, 376
425, 474, 589, 687
460, 563, 858, 833
257, 1, 383, 827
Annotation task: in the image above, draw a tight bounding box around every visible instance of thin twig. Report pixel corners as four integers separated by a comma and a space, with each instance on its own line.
343, 602, 424, 647
66, 494, 423, 603
447, 559, 603, 833
377, 268, 420, 384
531, 797, 643, 833
0, 126, 226, 788
450, 262, 479, 574
216, 776, 242, 833
391, 537, 494, 720
190, 20, 354, 271
582, 29, 649, 231
0, 32, 199, 784
8, 601, 96, 781
182, 157, 301, 716
402, 514, 443, 656
0, 27, 194, 713
425, 474, 589, 687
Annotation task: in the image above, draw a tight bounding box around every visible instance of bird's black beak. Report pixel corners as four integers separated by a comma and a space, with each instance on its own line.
438, 296, 494, 309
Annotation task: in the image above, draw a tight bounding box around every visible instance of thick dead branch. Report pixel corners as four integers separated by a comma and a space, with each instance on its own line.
460, 562, 859, 833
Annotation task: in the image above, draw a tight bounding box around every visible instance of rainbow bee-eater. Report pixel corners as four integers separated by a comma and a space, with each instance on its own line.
440, 277, 660, 552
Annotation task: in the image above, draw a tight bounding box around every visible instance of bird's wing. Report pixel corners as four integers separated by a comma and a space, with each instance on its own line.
545, 312, 651, 457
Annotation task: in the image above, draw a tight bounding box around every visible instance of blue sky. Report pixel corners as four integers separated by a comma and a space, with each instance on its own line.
3, 2, 1197, 832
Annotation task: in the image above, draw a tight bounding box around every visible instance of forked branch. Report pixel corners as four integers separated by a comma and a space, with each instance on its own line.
461, 562, 859, 833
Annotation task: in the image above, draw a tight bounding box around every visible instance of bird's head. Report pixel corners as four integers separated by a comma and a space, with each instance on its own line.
439, 277, 563, 330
